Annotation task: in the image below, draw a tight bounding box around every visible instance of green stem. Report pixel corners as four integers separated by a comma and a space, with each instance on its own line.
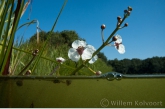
0, 42, 78, 72
0, 0, 10, 40
0, 0, 14, 68
0, 0, 25, 75
49, 65, 59, 75
85, 65, 96, 74
31, 0, 68, 73
0, 0, 6, 18
101, 30, 104, 43
18, 55, 36, 75
56, 65, 60, 76
0, 0, 10, 67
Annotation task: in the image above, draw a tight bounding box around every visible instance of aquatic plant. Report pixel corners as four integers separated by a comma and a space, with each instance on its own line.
0, 0, 132, 76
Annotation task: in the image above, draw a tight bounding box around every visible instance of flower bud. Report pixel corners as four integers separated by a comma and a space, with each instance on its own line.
127, 11, 131, 15
119, 19, 122, 23
128, 6, 132, 11
101, 24, 106, 30
32, 49, 39, 56
56, 57, 65, 64
32, 52, 36, 56
124, 10, 130, 16
124, 10, 128, 14
34, 49, 39, 53
96, 71, 102, 75
112, 36, 118, 41
117, 16, 121, 21
124, 23, 128, 27
25, 70, 31, 75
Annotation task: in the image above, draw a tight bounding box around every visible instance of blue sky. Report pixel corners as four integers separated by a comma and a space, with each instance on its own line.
17, 0, 165, 60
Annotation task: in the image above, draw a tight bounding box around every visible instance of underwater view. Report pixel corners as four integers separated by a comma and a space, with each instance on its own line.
0, 0, 165, 108
0, 74, 165, 108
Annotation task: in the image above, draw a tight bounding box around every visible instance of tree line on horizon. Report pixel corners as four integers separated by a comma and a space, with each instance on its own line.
108, 57, 165, 74
98, 52, 165, 74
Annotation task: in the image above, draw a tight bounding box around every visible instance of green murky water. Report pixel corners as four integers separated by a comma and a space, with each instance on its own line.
0, 77, 165, 108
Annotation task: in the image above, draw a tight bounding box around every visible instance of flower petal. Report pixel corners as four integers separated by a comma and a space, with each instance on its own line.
56, 57, 65, 64
115, 34, 122, 43
81, 48, 93, 60
72, 40, 87, 48
116, 44, 125, 54
86, 45, 96, 53
89, 55, 98, 64
68, 48, 80, 62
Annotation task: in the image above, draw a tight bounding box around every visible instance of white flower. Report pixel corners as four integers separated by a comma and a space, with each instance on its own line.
89, 55, 98, 64
56, 57, 65, 64
114, 35, 125, 54
68, 40, 98, 63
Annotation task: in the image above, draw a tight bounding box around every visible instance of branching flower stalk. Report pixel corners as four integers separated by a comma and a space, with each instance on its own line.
70, 6, 132, 75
